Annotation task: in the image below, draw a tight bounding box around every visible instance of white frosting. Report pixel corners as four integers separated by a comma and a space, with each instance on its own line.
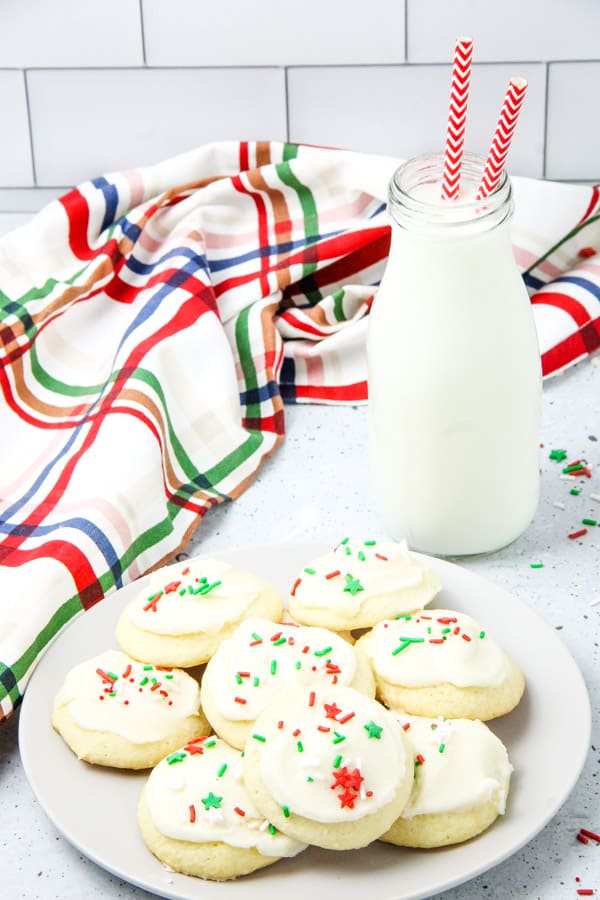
145, 737, 306, 857
396, 715, 513, 818
361, 609, 511, 687
256, 685, 410, 823
124, 558, 260, 636
290, 539, 437, 616
54, 650, 201, 743
203, 618, 358, 720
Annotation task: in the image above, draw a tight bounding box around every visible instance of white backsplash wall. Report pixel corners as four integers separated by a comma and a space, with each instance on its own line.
0, 0, 597, 234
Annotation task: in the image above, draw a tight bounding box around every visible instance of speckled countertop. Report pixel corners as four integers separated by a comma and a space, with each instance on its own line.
2, 358, 599, 900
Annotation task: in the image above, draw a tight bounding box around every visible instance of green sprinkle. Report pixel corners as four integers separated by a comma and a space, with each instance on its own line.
530, 563, 544, 569
200, 579, 222, 595
188, 584, 204, 594
339, 537, 350, 545
295, 660, 302, 670
314, 646, 333, 657
357, 550, 366, 561
167, 751, 186, 765
140, 677, 149, 686
392, 637, 425, 655
235, 673, 243, 684
427, 626, 432, 634
364, 720, 383, 739
307, 776, 314, 783
343, 574, 364, 596
217, 763, 227, 778
282, 805, 290, 818
251, 632, 262, 641
253, 676, 260, 686
570, 488, 581, 496
201, 792, 223, 810
332, 731, 346, 744
583, 518, 598, 526
143, 665, 153, 671
549, 448, 568, 462
273, 637, 287, 646
441, 627, 451, 634
268, 824, 277, 835
563, 463, 584, 473
151, 677, 157, 684
345, 545, 352, 555
205, 738, 217, 748
297, 741, 304, 753
304, 567, 316, 575
439, 743, 446, 753
270, 660, 277, 675
364, 540, 376, 546
395, 613, 412, 621
252, 734, 266, 743
333, 754, 343, 768
178, 587, 186, 595
479, 631, 486, 639
106, 671, 118, 681
108, 691, 116, 697
165, 674, 173, 680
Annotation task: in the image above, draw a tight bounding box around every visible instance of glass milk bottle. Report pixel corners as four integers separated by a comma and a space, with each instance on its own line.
367, 152, 542, 556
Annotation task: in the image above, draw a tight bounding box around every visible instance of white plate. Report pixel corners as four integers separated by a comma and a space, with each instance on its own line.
19, 542, 591, 900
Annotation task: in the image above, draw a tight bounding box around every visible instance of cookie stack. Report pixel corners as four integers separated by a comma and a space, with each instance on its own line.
51, 539, 523, 881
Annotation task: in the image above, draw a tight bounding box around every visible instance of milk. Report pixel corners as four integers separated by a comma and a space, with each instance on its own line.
367, 153, 542, 556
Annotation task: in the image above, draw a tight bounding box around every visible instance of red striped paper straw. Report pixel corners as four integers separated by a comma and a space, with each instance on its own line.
441, 36, 473, 200
476, 77, 528, 199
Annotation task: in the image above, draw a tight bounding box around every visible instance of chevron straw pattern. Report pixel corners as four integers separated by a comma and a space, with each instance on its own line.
441, 36, 473, 201
477, 77, 528, 200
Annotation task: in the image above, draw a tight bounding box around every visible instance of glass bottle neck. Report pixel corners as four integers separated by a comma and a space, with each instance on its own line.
388, 152, 514, 238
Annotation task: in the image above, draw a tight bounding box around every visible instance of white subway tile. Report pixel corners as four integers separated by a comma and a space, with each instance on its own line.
0, 0, 142, 67
27, 68, 286, 186
407, 0, 600, 62
288, 64, 545, 177
142, 0, 405, 65
546, 63, 600, 181
0, 72, 34, 186
0, 188, 68, 211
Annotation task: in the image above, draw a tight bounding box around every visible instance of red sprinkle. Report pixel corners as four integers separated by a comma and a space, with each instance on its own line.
453, 627, 460, 635
234, 696, 247, 704
578, 246, 597, 258
181, 566, 190, 575
249, 639, 262, 646
291, 577, 301, 596
402, 722, 411, 731
270, 632, 282, 642
429, 638, 445, 644
189, 804, 196, 823
318, 725, 331, 733
416, 754, 425, 765
238, 671, 250, 678
375, 553, 389, 561
164, 580, 182, 593
580, 828, 600, 842
150, 682, 161, 691
293, 728, 301, 737
308, 691, 316, 707
121, 664, 132, 679
569, 529, 589, 540
278, 720, 284, 730
325, 569, 341, 579
576, 891, 594, 896
302, 645, 310, 654
338, 711, 355, 724
437, 617, 458, 624
577, 833, 590, 845
461, 633, 472, 642
234, 806, 246, 817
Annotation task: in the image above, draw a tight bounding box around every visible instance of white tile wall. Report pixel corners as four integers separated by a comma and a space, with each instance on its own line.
407, 0, 600, 62
288, 64, 545, 177
0, 71, 34, 186
0, 0, 143, 67
142, 0, 405, 66
0, 0, 597, 223
27, 68, 287, 186
546, 63, 600, 181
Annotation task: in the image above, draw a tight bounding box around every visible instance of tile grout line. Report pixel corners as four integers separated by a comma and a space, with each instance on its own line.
138, 0, 147, 65
404, 0, 408, 62
542, 61, 550, 178
22, 69, 38, 187
284, 66, 290, 142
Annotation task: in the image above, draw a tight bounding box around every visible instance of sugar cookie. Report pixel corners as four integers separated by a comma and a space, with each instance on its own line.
242, 684, 414, 850
288, 539, 440, 631
356, 609, 524, 720
51, 650, 210, 769
116, 557, 283, 666
381, 714, 512, 847
139, 736, 306, 880
200, 618, 375, 748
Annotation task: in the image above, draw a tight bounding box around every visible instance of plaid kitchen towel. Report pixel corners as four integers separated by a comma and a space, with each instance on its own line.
0, 140, 598, 720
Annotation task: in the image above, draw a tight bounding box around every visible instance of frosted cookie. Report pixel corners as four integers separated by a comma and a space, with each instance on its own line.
139, 736, 306, 880
51, 650, 210, 769
356, 609, 524, 720
288, 538, 440, 631
200, 618, 375, 748
380, 715, 513, 847
116, 557, 283, 667
242, 684, 414, 850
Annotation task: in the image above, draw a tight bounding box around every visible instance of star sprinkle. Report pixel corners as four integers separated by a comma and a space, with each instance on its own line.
363, 720, 383, 739
323, 702, 342, 720
343, 574, 364, 596
338, 788, 357, 809
204, 806, 225, 825
201, 791, 223, 810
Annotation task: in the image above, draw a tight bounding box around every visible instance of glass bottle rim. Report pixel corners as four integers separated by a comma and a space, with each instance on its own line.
388, 151, 513, 231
